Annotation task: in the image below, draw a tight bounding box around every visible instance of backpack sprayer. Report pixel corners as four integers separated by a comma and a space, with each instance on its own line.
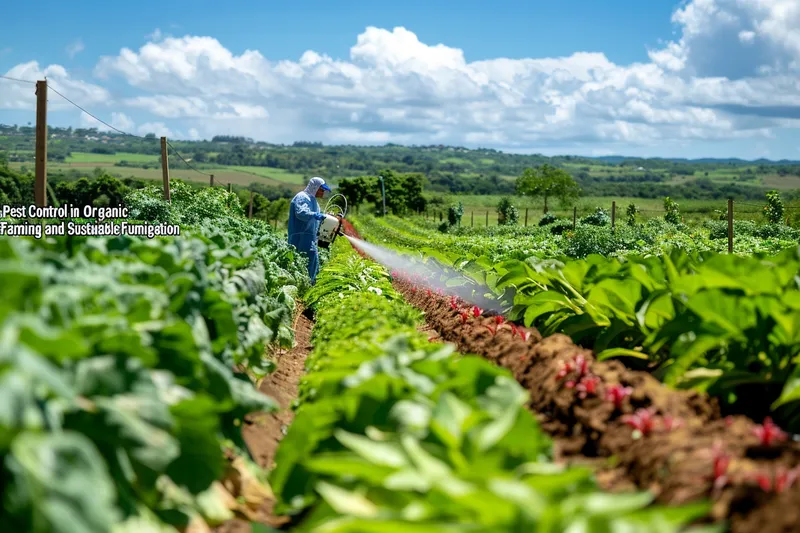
317, 193, 348, 249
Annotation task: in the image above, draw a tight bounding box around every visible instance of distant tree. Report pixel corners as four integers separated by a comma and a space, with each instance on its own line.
516, 164, 580, 213
376, 170, 427, 216
91, 146, 115, 155
338, 177, 370, 212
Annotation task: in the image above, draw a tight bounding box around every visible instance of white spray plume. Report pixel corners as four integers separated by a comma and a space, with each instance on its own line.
344, 234, 506, 315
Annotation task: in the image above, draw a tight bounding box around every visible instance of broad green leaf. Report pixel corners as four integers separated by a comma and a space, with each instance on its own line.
5, 432, 120, 533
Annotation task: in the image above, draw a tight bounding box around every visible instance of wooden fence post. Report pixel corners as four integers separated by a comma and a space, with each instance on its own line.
485, 211, 488, 226
612, 201, 616, 230
160, 137, 171, 202
34, 80, 48, 207
227, 183, 232, 193
248, 191, 254, 219
573, 206, 577, 229
471, 211, 474, 227
728, 198, 734, 253
210, 174, 214, 187
525, 208, 529, 227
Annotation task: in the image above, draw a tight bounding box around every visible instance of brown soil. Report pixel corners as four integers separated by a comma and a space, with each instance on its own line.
214, 307, 313, 533
392, 279, 800, 533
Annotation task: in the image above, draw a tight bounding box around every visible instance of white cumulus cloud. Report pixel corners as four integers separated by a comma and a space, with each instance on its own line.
2, 0, 799, 155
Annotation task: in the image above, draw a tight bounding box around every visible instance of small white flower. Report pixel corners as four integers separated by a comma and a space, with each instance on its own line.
367, 287, 382, 295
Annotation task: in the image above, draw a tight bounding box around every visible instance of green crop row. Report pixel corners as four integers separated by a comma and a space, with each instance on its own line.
0, 184, 308, 532
354, 214, 800, 431
268, 238, 717, 532
356, 213, 800, 261
496, 248, 800, 430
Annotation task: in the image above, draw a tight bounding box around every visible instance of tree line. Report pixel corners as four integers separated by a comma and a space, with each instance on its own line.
4, 123, 800, 201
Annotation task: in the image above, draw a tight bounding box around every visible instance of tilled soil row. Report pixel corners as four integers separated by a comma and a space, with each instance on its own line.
215, 307, 314, 532
394, 280, 800, 533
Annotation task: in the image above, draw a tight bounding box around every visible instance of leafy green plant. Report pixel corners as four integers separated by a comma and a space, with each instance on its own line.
446, 201, 464, 227
497, 197, 519, 225
764, 190, 784, 225
581, 207, 610, 226
626, 203, 639, 226
495, 247, 800, 429
664, 197, 680, 224
538, 212, 557, 226
0, 183, 308, 531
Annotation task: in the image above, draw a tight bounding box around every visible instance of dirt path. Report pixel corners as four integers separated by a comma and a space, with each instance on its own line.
215, 307, 314, 532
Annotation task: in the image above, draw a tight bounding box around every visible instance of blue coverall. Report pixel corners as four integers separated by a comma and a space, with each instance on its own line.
288, 178, 327, 285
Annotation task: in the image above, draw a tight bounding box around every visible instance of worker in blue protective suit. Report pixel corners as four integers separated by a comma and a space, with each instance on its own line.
288, 176, 331, 285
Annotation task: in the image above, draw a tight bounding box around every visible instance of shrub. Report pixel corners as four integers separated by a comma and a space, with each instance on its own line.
538, 213, 557, 226
664, 197, 680, 224
765, 190, 784, 225
581, 207, 610, 226
566, 226, 617, 257
626, 203, 639, 226
447, 202, 464, 227
497, 197, 519, 225
550, 220, 573, 235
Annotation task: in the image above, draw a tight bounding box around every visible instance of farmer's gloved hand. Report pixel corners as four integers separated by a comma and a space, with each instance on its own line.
313, 212, 326, 221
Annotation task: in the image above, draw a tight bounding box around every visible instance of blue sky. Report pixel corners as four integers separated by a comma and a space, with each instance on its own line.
2, 0, 800, 160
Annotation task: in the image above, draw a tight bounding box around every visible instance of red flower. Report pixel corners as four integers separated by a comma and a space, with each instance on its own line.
751, 467, 800, 493
575, 375, 601, 399
605, 384, 633, 410
622, 408, 657, 436
752, 417, 788, 446
472, 306, 484, 318
555, 360, 575, 381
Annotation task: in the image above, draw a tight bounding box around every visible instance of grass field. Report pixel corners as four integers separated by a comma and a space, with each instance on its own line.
32, 151, 310, 188
9, 161, 306, 190
65, 152, 159, 164
228, 165, 307, 185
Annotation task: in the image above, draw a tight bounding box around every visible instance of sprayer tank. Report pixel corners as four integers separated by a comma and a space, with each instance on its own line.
317, 214, 341, 248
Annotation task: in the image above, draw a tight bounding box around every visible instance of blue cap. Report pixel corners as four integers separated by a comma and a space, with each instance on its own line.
320, 183, 331, 191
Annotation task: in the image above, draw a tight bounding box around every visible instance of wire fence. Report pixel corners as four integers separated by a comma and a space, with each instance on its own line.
423, 199, 799, 231
0, 74, 232, 190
